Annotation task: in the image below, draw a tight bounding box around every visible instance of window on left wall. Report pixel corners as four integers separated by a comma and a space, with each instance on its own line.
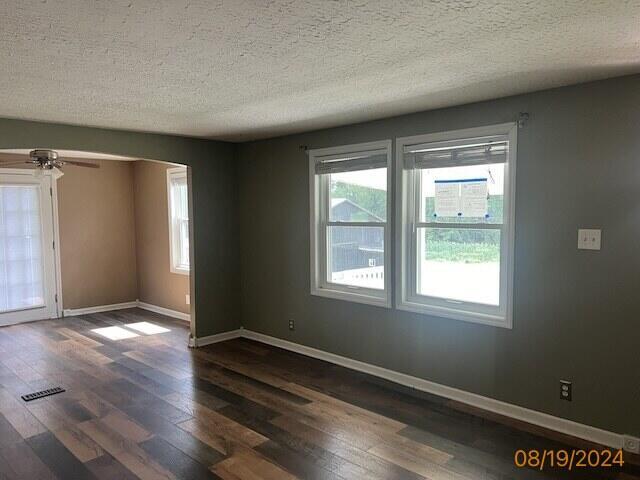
309, 140, 391, 307
167, 167, 189, 274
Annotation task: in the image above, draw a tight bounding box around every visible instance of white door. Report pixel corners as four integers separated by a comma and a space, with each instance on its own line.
0, 170, 58, 326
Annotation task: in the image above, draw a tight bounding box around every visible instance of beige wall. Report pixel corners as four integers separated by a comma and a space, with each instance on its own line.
2, 156, 192, 313
133, 160, 190, 314
57, 159, 138, 309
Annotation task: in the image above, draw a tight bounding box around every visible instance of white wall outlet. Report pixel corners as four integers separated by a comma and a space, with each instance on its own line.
577, 229, 601, 250
185, 294, 190, 305
623, 435, 640, 454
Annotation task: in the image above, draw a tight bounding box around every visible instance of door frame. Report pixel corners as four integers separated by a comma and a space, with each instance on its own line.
0, 168, 62, 323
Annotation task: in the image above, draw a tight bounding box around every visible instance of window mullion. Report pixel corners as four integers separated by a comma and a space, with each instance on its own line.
320, 175, 329, 287
410, 168, 420, 297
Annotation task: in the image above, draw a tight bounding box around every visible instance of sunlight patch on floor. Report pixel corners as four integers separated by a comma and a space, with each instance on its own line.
91, 326, 140, 340
125, 322, 171, 335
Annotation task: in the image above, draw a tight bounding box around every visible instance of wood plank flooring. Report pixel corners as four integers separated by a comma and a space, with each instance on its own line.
0, 308, 637, 479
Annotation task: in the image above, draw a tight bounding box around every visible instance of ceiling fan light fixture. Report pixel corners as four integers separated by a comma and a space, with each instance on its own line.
1, 149, 100, 171
30, 149, 58, 162
29, 149, 59, 169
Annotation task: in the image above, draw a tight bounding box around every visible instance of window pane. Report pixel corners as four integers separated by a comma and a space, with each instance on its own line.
328, 226, 384, 290
419, 163, 504, 223
417, 227, 500, 305
329, 168, 386, 222
0, 185, 45, 312
170, 177, 188, 220
169, 171, 189, 271
178, 219, 189, 268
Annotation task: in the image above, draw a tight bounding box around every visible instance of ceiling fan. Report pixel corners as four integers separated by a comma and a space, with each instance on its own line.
0, 149, 100, 170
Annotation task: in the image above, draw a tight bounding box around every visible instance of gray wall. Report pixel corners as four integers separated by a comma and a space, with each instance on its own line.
237, 75, 640, 437
0, 118, 240, 337
2, 75, 638, 436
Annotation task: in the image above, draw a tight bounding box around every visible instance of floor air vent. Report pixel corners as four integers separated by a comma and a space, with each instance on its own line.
21, 387, 65, 402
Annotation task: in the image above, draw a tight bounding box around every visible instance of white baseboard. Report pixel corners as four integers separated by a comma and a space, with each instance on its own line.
189, 329, 242, 348
63, 301, 138, 316
136, 301, 190, 322
63, 300, 191, 322
59, 304, 630, 450
240, 329, 626, 450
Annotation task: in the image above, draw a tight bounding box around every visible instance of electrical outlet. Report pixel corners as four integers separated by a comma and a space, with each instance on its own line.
185, 294, 190, 305
560, 380, 572, 401
288, 319, 295, 331
577, 229, 601, 250
623, 435, 640, 454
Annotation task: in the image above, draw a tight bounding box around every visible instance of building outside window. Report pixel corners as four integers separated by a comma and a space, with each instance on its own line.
396, 123, 517, 327
309, 141, 391, 307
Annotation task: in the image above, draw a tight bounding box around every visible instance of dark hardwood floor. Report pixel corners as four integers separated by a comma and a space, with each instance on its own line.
0, 308, 637, 479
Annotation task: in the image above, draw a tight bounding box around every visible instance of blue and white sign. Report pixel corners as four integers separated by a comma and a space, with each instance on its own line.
434, 178, 488, 217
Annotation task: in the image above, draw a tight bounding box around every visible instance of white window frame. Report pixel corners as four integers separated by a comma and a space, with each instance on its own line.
167, 167, 190, 275
396, 123, 517, 328
309, 140, 392, 307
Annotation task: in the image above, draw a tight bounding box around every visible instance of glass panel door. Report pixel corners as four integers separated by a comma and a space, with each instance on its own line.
0, 172, 57, 326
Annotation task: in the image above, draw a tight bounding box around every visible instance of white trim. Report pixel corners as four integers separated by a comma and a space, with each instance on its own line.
51, 171, 64, 317
395, 123, 517, 149
0, 168, 51, 176
396, 301, 510, 328
63, 301, 138, 316
136, 301, 190, 322
171, 266, 190, 275
63, 300, 191, 322
189, 329, 241, 348
240, 329, 626, 450
308, 140, 391, 159
310, 286, 391, 308
395, 123, 517, 328
309, 140, 392, 308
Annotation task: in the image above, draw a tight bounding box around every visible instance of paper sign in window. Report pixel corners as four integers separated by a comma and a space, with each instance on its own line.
460, 179, 488, 217
434, 181, 461, 217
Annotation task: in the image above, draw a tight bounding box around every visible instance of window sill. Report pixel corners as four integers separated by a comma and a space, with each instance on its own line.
311, 286, 391, 309
171, 266, 190, 276
397, 299, 511, 329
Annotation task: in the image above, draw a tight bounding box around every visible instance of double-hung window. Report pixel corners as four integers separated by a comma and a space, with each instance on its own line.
167, 167, 190, 274
309, 141, 391, 307
397, 123, 517, 327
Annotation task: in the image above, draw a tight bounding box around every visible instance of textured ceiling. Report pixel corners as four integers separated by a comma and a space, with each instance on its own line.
1, 1, 639, 142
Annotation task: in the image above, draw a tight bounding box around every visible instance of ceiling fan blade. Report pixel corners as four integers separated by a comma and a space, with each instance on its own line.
0, 161, 33, 166
61, 160, 100, 168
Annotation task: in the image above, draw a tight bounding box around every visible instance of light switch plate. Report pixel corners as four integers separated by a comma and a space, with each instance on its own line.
577, 229, 601, 250
185, 294, 190, 305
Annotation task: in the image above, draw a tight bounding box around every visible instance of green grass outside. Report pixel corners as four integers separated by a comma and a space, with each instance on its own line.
425, 241, 499, 263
